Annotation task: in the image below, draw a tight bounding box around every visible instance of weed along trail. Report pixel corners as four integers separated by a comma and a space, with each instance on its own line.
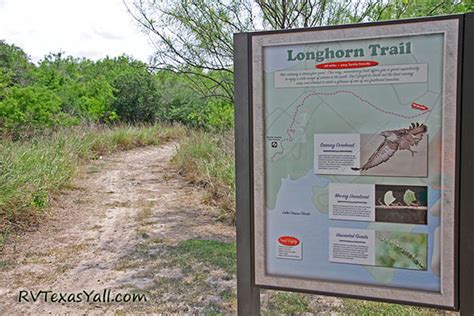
0, 142, 236, 314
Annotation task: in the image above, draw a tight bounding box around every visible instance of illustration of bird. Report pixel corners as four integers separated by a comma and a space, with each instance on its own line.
352, 122, 427, 171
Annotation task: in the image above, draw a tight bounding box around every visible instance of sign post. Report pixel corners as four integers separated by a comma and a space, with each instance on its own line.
459, 12, 474, 316
234, 31, 261, 315
235, 13, 473, 315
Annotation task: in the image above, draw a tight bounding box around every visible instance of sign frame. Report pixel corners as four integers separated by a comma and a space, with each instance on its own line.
234, 13, 474, 315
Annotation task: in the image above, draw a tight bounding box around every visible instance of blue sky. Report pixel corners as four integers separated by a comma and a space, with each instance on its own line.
0, 0, 154, 62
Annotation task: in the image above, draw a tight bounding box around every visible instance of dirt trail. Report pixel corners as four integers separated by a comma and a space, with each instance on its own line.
0, 143, 236, 314
0, 142, 344, 314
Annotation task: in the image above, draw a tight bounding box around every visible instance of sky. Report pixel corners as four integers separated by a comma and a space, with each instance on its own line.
0, 0, 155, 63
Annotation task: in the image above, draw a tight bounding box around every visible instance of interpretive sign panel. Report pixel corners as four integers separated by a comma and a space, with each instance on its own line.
250, 17, 461, 309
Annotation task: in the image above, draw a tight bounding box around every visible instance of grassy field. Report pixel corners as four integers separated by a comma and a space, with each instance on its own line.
0, 124, 185, 245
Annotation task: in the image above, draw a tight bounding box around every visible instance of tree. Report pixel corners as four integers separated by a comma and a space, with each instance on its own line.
256, 0, 381, 29
112, 69, 160, 123
125, 0, 256, 102
0, 40, 34, 88
125, 0, 471, 101
34, 53, 116, 123
367, 0, 472, 20
254, 0, 467, 29
95, 55, 161, 123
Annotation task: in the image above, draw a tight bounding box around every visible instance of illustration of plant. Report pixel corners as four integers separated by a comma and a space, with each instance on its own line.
377, 237, 426, 270
403, 189, 418, 206
383, 190, 396, 206
375, 232, 427, 270
378, 189, 420, 206
375, 186, 428, 224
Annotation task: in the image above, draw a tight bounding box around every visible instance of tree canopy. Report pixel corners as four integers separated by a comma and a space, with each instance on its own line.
125, 0, 473, 101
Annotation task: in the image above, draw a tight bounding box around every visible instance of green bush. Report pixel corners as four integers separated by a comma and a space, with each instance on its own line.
187, 98, 234, 131
112, 70, 159, 123
0, 85, 65, 134
34, 54, 117, 124
153, 71, 234, 131
205, 99, 234, 131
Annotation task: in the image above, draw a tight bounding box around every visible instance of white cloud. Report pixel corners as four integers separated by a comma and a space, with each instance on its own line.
0, 0, 154, 63
93, 27, 125, 41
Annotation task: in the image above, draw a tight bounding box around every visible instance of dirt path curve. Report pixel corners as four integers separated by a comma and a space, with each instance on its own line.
0, 143, 236, 314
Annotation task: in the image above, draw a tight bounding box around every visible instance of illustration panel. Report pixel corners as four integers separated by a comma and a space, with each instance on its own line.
328, 228, 428, 271
328, 183, 428, 224
375, 185, 428, 224
253, 18, 459, 307
314, 124, 428, 177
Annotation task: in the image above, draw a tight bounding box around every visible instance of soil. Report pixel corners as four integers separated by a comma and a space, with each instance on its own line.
0, 142, 342, 314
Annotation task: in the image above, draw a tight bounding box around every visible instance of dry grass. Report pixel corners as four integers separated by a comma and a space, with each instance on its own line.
172, 130, 235, 223
0, 124, 186, 247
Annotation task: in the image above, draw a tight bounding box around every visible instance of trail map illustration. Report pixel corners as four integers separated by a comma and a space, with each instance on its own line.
264, 33, 444, 291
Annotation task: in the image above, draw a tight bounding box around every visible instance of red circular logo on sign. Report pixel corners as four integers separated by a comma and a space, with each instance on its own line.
278, 236, 300, 246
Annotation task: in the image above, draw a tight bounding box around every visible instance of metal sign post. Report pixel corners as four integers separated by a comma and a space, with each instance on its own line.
235, 13, 473, 315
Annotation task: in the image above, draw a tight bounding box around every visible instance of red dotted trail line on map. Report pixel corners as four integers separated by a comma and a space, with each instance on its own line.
270, 90, 431, 161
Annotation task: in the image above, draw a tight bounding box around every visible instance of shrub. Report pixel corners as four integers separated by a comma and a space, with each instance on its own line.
0, 85, 66, 136
112, 71, 160, 123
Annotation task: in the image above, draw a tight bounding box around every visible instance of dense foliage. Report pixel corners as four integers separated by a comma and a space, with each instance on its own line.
0, 41, 233, 139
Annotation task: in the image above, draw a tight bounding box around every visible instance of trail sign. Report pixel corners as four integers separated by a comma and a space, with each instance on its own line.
234, 13, 474, 315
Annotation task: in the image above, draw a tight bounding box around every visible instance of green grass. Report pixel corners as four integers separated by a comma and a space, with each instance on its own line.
172, 130, 235, 222
0, 124, 185, 245
171, 239, 236, 275
342, 299, 443, 315
264, 292, 311, 314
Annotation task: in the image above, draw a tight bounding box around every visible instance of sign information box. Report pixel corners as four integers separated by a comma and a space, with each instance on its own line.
250, 17, 460, 308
